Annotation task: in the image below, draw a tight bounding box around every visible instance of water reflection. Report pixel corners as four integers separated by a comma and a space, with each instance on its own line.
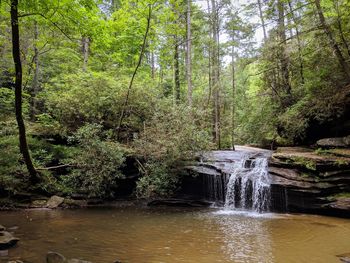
0, 208, 350, 263
209, 210, 274, 263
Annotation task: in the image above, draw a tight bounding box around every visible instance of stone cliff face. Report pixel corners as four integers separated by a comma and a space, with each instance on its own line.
183, 146, 350, 217
269, 147, 350, 217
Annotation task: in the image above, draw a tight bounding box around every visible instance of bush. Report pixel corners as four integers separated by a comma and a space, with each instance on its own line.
133, 100, 213, 198
65, 124, 125, 198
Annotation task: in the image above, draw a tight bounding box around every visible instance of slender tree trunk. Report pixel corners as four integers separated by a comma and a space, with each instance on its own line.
10, 0, 38, 182
206, 0, 212, 107
333, 0, 350, 58
211, 0, 220, 149
277, 0, 292, 100
186, 0, 192, 107
174, 38, 180, 103
231, 38, 235, 151
314, 0, 350, 82
82, 36, 89, 72
257, 0, 267, 41
116, 5, 152, 139
151, 50, 155, 79
31, 21, 39, 120
287, 0, 305, 84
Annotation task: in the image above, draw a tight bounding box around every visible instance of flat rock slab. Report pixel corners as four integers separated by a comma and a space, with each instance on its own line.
47, 196, 65, 209
0, 231, 19, 250
317, 136, 350, 148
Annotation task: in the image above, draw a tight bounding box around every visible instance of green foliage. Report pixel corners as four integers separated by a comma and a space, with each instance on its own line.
133, 101, 213, 198
136, 162, 179, 198
65, 124, 125, 198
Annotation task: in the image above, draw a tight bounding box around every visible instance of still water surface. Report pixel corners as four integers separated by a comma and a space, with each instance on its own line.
1, 207, 350, 263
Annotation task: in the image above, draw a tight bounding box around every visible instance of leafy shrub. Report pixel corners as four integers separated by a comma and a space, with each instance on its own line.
133, 100, 213, 198
65, 124, 125, 198
136, 162, 179, 198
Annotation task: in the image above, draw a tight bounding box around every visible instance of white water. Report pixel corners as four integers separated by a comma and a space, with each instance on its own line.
224, 157, 271, 212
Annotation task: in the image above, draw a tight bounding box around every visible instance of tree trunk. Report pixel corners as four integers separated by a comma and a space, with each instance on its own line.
151, 50, 155, 79
333, 0, 350, 58
211, 0, 220, 149
206, 0, 212, 107
116, 5, 152, 139
10, 0, 38, 183
174, 38, 180, 103
314, 0, 350, 82
231, 39, 235, 151
287, 0, 305, 84
82, 36, 89, 72
277, 0, 292, 101
186, 0, 192, 107
257, 0, 267, 41
31, 21, 39, 120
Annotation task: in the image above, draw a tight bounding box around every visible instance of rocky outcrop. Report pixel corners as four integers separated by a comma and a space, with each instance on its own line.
269, 147, 350, 217
46, 196, 65, 209
0, 231, 19, 250
317, 135, 350, 148
183, 146, 350, 217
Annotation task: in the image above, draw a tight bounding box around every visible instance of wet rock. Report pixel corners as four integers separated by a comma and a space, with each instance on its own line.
317, 136, 350, 148
0, 250, 8, 256
46, 196, 65, 209
47, 252, 66, 263
31, 199, 48, 208
46, 252, 92, 263
328, 198, 350, 211
148, 199, 212, 207
67, 259, 92, 263
7, 260, 24, 263
337, 252, 350, 263
62, 199, 87, 208
0, 225, 5, 231
86, 198, 103, 205
0, 231, 19, 250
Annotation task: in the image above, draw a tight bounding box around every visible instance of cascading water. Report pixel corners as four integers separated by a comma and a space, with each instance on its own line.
224, 157, 271, 212
202, 151, 271, 213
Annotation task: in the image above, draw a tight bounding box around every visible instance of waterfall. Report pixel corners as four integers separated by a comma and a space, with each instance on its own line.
224, 157, 271, 212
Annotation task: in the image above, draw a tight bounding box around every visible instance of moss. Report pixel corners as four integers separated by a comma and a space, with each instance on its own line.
335, 159, 349, 167
315, 148, 350, 158
290, 156, 317, 171
328, 192, 350, 201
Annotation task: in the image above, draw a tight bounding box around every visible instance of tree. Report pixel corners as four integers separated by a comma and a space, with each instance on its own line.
210, 0, 221, 148
186, 0, 192, 107
10, 0, 38, 183
314, 0, 350, 82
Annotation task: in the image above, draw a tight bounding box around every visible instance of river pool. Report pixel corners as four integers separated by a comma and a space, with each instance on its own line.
1, 207, 350, 263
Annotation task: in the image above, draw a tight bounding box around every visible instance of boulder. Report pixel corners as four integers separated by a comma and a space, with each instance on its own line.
0, 231, 19, 250
46, 196, 65, 209
317, 136, 350, 148
0, 225, 5, 231
47, 252, 66, 263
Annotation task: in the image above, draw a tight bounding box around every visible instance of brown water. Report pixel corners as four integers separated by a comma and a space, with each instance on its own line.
1, 207, 350, 263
